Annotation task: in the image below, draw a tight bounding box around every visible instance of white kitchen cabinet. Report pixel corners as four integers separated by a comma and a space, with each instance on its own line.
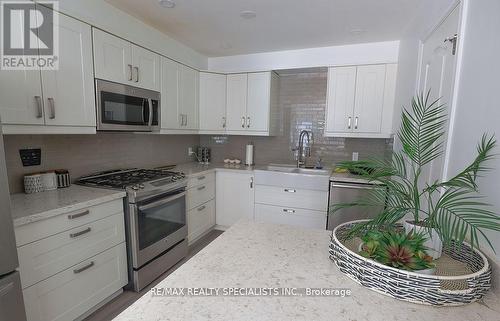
179, 65, 199, 130
324, 64, 397, 138
216, 171, 255, 228
226, 73, 248, 132
199, 72, 227, 133
247, 72, 271, 132
93, 29, 160, 91
254, 204, 326, 230
186, 172, 216, 243
160, 57, 181, 130
0, 12, 96, 134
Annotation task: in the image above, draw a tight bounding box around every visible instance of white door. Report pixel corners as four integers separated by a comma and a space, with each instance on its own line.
42, 15, 96, 127
160, 57, 181, 129
131, 45, 160, 91
93, 29, 132, 84
324, 66, 356, 133
226, 73, 248, 132
179, 66, 199, 130
216, 172, 254, 227
199, 72, 227, 132
353, 65, 386, 133
418, 5, 460, 183
246, 72, 270, 132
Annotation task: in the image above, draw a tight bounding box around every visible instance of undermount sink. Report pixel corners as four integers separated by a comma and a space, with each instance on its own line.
264, 164, 331, 176
254, 164, 331, 191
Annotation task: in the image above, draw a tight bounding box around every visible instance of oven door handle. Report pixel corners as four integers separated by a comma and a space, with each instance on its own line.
147, 98, 153, 128
137, 191, 186, 211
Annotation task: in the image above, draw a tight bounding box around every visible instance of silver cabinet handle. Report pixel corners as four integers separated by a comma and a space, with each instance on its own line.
134, 66, 139, 82
128, 64, 133, 81
68, 210, 90, 220
35, 96, 43, 118
73, 261, 94, 274
247, 117, 250, 128
70, 227, 91, 238
197, 175, 206, 180
48, 97, 55, 119
197, 185, 206, 191
284, 188, 296, 193
197, 205, 206, 212
347, 117, 352, 129
250, 177, 254, 189
179, 114, 183, 126
354, 116, 358, 129
222, 116, 226, 128
185, 114, 188, 126
241, 116, 245, 128
283, 209, 296, 214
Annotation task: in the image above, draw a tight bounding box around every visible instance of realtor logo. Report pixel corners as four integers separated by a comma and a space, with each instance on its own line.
1, 1, 58, 70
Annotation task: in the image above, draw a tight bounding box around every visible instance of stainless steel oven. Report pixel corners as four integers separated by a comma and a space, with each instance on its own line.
96, 79, 160, 132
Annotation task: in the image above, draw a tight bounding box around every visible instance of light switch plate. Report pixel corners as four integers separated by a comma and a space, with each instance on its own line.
352, 152, 359, 161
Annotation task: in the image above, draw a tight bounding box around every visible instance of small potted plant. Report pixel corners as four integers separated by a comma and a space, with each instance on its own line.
332, 91, 500, 259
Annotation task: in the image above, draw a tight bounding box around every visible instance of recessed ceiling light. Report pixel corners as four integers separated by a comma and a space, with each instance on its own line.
158, 0, 175, 8
240, 10, 256, 19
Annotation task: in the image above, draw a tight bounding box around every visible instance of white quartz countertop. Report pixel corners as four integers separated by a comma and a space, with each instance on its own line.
173, 162, 255, 177
113, 221, 500, 321
10, 185, 125, 227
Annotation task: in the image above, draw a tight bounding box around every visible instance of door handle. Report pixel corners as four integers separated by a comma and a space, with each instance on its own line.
197, 176, 206, 180
134, 66, 139, 82
247, 117, 250, 128
73, 261, 95, 274
48, 98, 55, 119
354, 116, 358, 129
67, 210, 90, 220
283, 209, 296, 214
35, 96, 43, 118
70, 227, 91, 238
284, 188, 296, 193
128, 64, 133, 81
222, 116, 226, 128
250, 177, 254, 189
197, 205, 206, 212
185, 114, 188, 126
241, 116, 246, 128
347, 117, 352, 129
197, 185, 206, 191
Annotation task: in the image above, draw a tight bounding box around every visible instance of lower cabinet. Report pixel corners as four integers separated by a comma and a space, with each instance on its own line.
187, 200, 216, 243
186, 172, 216, 243
215, 171, 255, 228
254, 204, 326, 229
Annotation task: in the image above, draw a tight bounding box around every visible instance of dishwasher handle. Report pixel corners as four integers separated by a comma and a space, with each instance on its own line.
331, 182, 379, 190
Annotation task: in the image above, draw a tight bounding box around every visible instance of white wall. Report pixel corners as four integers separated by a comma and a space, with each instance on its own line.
51, 0, 207, 69
207, 41, 399, 73
445, 0, 500, 258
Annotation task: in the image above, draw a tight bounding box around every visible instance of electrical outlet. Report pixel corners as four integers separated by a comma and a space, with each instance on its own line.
188, 147, 194, 156
352, 152, 359, 161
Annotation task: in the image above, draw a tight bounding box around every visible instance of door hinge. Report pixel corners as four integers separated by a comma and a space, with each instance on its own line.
444, 34, 458, 55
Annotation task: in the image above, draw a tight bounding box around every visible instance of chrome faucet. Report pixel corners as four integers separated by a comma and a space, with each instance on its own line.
296, 130, 312, 168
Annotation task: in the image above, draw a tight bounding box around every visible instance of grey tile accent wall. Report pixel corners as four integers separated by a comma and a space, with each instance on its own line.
4, 133, 198, 193
201, 71, 393, 166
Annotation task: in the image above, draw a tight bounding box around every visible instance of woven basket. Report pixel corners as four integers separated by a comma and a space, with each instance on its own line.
329, 220, 492, 306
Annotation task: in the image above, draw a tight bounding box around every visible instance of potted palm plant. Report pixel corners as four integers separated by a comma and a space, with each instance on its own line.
333, 91, 500, 260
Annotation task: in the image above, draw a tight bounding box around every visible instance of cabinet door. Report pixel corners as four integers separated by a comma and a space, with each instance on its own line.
226, 73, 248, 132
247, 72, 270, 132
132, 45, 160, 91
215, 172, 254, 227
325, 66, 356, 134
93, 29, 132, 84
353, 65, 386, 133
199, 72, 227, 132
42, 15, 95, 127
160, 57, 181, 129
179, 65, 199, 130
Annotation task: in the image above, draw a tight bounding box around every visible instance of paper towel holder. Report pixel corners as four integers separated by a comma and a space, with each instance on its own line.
245, 142, 254, 166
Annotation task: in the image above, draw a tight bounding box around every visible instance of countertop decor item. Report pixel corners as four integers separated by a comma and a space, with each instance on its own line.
330, 220, 491, 306
55, 169, 71, 188
23, 174, 43, 194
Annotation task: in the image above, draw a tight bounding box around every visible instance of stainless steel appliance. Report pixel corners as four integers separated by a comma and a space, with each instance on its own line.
77, 169, 187, 291
327, 180, 386, 230
96, 79, 160, 132
0, 124, 27, 321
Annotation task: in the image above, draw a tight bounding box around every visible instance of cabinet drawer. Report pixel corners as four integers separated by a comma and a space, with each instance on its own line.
255, 185, 328, 211
187, 200, 215, 243
23, 243, 127, 321
15, 199, 124, 247
254, 204, 326, 230
18, 213, 125, 289
187, 172, 215, 189
186, 180, 215, 210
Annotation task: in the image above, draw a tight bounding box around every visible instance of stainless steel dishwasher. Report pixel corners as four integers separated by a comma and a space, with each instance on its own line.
327, 180, 386, 230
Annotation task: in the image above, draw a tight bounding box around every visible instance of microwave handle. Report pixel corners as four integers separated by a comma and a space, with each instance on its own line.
148, 98, 153, 127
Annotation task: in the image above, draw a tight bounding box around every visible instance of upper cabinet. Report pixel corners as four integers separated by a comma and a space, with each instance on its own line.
199, 72, 227, 134
0, 11, 96, 134
226, 73, 248, 132
324, 64, 397, 138
93, 29, 160, 91
160, 57, 199, 133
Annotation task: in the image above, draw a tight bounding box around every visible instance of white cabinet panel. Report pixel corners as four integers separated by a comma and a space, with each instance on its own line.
179, 65, 199, 130
255, 185, 328, 212
187, 172, 215, 189
160, 57, 181, 130
247, 72, 270, 132
93, 29, 132, 84
42, 15, 95, 127
325, 66, 356, 133
353, 65, 386, 133
186, 180, 215, 211
255, 204, 326, 230
132, 45, 160, 91
199, 72, 227, 132
226, 73, 248, 132
216, 171, 254, 227
187, 200, 215, 243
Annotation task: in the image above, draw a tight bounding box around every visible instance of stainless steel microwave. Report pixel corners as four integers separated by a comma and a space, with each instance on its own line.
96, 79, 160, 132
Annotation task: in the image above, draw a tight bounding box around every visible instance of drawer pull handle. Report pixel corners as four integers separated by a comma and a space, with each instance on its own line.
283, 209, 296, 214
73, 261, 94, 274
284, 188, 296, 193
70, 227, 91, 238
197, 186, 206, 191
68, 210, 90, 220
197, 205, 206, 211
197, 176, 206, 180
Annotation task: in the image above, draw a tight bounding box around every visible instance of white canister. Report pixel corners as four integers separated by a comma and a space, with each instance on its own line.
41, 172, 58, 191
245, 144, 254, 166
24, 174, 44, 194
